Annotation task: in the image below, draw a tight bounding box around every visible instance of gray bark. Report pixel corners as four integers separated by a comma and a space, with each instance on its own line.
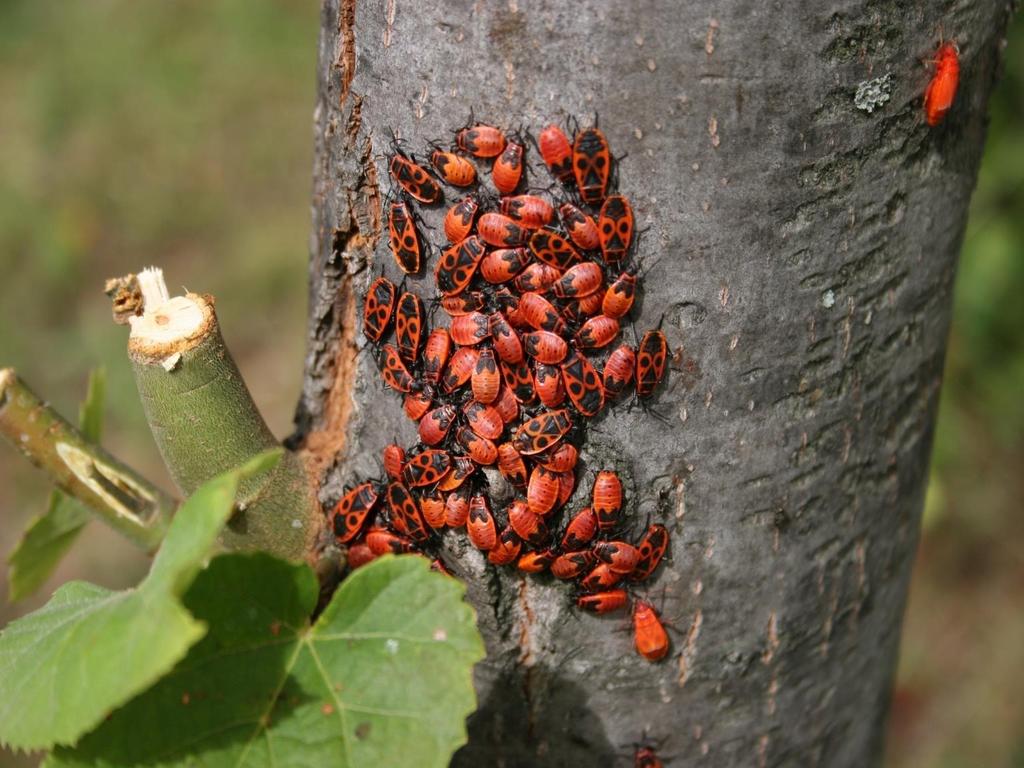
295, 1, 1011, 765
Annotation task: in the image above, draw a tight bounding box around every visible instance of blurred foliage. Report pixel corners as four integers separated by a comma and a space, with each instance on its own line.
0, 1, 1020, 767
0, 3, 318, 764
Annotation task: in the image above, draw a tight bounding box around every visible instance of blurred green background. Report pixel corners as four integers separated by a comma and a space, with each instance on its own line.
0, 2, 1020, 766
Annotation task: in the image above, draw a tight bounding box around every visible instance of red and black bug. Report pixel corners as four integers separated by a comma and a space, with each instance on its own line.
634, 746, 664, 768
394, 291, 424, 363
422, 328, 451, 385
436, 455, 476, 492
598, 194, 634, 266
445, 485, 472, 527
463, 400, 505, 440
517, 548, 556, 573
508, 499, 549, 545
363, 276, 397, 342
366, 526, 417, 555
553, 262, 604, 299
378, 344, 417, 393
386, 481, 430, 543
389, 151, 442, 204
419, 404, 457, 446
556, 469, 575, 506
488, 526, 523, 565
449, 311, 491, 346
420, 492, 447, 530
560, 350, 605, 417
577, 291, 604, 318
538, 123, 574, 184
572, 127, 611, 205
536, 441, 578, 473
441, 346, 480, 393
602, 269, 638, 319
401, 391, 430, 421
527, 465, 562, 517
444, 194, 480, 243
331, 482, 380, 543
632, 600, 670, 661
534, 362, 566, 408
502, 293, 529, 329
383, 444, 405, 481
467, 493, 498, 550
529, 229, 582, 270
524, 330, 569, 365
594, 540, 640, 575
493, 138, 525, 194
630, 523, 670, 582
347, 543, 377, 569
471, 347, 501, 404
403, 389, 432, 421
456, 123, 506, 158
478, 212, 529, 247
401, 449, 452, 487
436, 235, 486, 295
480, 247, 531, 284
489, 311, 524, 363
430, 148, 477, 187
501, 358, 538, 403
441, 291, 486, 317
512, 408, 572, 455
551, 550, 596, 580
592, 470, 623, 531
501, 195, 555, 229
602, 343, 636, 399
636, 329, 668, 398
559, 203, 601, 251
513, 262, 562, 293
577, 588, 628, 614
517, 292, 568, 336
581, 563, 625, 592
497, 442, 529, 488
575, 315, 620, 350
387, 199, 423, 274
458, 426, 499, 465
560, 507, 598, 550
494, 383, 519, 423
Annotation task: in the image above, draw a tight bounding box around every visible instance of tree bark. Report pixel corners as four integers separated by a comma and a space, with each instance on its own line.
295, 1, 1011, 765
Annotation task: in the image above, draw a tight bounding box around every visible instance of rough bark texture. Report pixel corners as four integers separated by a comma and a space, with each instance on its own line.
294, 1, 1011, 765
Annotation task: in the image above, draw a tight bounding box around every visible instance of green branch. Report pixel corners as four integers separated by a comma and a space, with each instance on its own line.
124, 269, 320, 561
0, 369, 174, 550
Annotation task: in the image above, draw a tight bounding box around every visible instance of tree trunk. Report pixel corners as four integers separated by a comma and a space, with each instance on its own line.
295, 1, 1011, 765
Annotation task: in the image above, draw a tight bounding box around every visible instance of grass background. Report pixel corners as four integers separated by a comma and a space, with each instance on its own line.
0, 2, 1020, 765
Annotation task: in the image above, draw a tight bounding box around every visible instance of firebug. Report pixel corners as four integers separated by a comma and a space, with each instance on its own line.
331, 482, 380, 543
572, 127, 611, 205
577, 589, 628, 614
362, 276, 397, 342
430, 148, 477, 187
389, 151, 442, 204
456, 123, 506, 158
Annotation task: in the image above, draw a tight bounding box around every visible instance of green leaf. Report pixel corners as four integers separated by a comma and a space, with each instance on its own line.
7, 368, 106, 602
48, 554, 484, 768
77, 368, 106, 443
0, 450, 281, 751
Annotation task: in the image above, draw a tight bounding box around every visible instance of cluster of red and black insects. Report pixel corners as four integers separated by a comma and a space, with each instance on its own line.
331, 118, 673, 667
